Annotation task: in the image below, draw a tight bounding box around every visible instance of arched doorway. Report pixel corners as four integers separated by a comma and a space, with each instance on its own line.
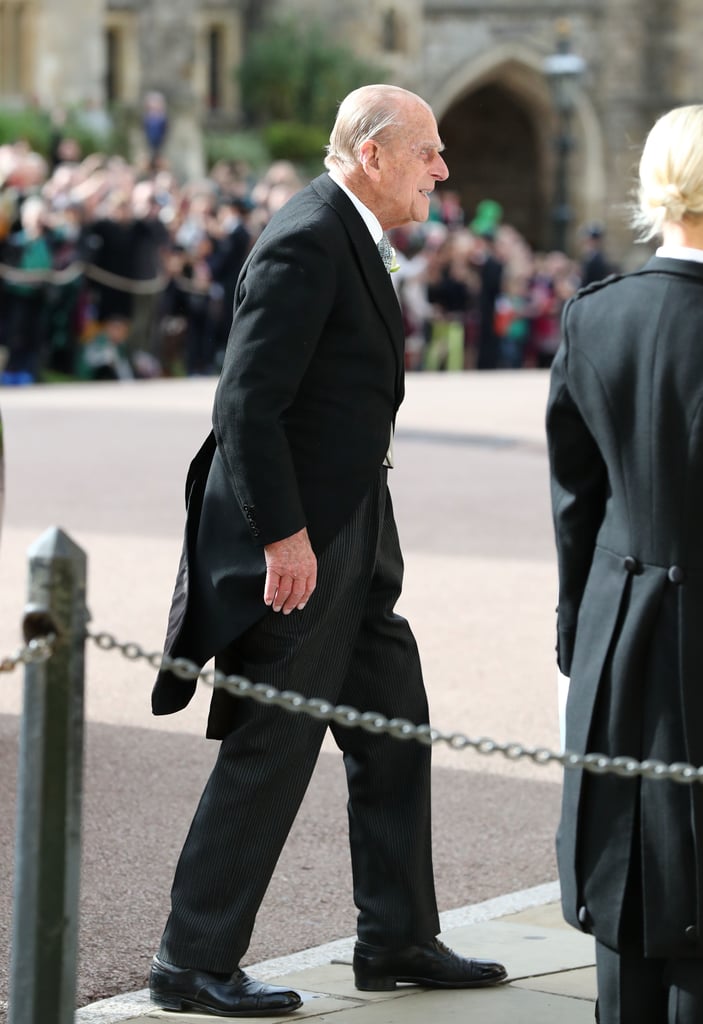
439, 81, 549, 249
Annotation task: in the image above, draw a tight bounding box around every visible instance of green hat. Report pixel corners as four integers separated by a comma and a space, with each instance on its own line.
470, 198, 502, 235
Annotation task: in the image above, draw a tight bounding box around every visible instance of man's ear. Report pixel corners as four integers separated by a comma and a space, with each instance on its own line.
359, 139, 382, 180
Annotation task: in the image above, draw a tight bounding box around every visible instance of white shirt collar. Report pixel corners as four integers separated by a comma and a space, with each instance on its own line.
656, 244, 703, 264
327, 170, 383, 244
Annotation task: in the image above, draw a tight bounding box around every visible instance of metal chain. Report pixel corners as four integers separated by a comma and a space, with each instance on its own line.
0, 635, 56, 673
4, 626, 703, 785
80, 628, 703, 787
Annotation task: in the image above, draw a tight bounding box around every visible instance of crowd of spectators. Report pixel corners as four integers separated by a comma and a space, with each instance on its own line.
0, 135, 610, 385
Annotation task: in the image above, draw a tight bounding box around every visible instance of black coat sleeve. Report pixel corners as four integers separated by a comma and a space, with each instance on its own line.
212, 218, 337, 547
546, 304, 608, 673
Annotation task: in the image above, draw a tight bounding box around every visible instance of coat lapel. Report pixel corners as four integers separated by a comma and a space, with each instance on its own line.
310, 174, 405, 404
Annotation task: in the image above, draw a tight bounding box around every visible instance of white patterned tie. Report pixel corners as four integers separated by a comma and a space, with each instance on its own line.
377, 234, 394, 272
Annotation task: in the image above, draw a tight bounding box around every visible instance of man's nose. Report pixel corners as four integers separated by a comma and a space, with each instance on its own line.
433, 154, 449, 181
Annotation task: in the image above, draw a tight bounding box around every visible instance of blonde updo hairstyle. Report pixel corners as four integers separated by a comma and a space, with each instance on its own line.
634, 104, 703, 240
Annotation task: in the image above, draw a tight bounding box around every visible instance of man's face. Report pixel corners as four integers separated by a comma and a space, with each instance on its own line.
374, 100, 448, 229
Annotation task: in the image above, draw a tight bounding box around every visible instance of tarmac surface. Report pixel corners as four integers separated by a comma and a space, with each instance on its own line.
0, 371, 584, 1017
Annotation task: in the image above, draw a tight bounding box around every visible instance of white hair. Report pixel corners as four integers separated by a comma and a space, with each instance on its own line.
324, 84, 430, 171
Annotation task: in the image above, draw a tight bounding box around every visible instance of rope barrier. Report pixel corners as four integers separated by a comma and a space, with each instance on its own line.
0, 260, 211, 297
4, 624, 702, 785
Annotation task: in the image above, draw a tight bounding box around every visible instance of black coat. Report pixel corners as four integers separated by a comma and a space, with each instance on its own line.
547, 255, 703, 958
152, 173, 405, 735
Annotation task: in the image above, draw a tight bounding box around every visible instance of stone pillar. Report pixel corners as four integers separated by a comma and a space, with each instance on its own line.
136, 0, 205, 181
670, 0, 703, 102
594, 0, 652, 264
33, 0, 106, 110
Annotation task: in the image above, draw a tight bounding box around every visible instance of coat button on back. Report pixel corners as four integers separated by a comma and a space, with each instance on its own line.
668, 565, 685, 584
577, 905, 591, 930
623, 556, 642, 574
685, 925, 698, 943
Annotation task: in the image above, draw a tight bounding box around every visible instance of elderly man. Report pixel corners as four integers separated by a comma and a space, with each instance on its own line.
150, 84, 507, 1017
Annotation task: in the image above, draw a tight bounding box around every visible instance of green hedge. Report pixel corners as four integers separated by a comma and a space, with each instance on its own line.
0, 105, 123, 160
0, 107, 51, 153
264, 121, 328, 166
238, 16, 387, 130
204, 130, 271, 172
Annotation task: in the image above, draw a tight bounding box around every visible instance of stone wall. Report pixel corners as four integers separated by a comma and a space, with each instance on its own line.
5, 0, 703, 260
32, 0, 106, 109
268, 0, 697, 260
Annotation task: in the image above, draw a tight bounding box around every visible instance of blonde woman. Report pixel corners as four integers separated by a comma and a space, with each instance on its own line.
547, 104, 703, 1023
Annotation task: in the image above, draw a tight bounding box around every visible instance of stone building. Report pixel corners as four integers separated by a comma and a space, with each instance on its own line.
273, 0, 703, 261
0, 0, 254, 180
2, 0, 703, 259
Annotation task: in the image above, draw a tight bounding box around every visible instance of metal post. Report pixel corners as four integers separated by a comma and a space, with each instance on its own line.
9, 528, 88, 1024
543, 22, 586, 255
552, 107, 573, 255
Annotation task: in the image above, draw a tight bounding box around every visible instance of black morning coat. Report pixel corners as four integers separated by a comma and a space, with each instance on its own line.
547, 255, 703, 959
151, 173, 405, 738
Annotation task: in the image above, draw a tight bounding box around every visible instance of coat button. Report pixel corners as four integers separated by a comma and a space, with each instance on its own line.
668, 565, 685, 584
685, 925, 698, 943
577, 905, 591, 929
623, 556, 642, 574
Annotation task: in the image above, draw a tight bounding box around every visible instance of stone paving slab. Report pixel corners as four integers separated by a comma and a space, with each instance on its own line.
121, 978, 595, 1024
515, 965, 597, 1000
437, 920, 594, 979
82, 902, 597, 1024
145, 987, 366, 1022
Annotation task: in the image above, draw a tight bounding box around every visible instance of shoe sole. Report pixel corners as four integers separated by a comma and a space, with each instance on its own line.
354, 971, 508, 991
150, 993, 302, 1017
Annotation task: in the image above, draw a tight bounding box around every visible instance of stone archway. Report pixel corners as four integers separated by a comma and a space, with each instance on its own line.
428, 44, 607, 253
439, 81, 549, 248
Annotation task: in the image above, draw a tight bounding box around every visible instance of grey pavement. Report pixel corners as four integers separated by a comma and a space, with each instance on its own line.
0, 371, 590, 1020
77, 894, 597, 1024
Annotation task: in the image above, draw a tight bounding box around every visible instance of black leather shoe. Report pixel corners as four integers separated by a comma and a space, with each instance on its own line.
149, 955, 302, 1016
353, 937, 508, 991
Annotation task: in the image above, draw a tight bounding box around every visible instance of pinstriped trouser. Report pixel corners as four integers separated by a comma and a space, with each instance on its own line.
159, 469, 441, 972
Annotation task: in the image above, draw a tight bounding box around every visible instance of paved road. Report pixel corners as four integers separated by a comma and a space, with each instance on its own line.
0, 371, 562, 1009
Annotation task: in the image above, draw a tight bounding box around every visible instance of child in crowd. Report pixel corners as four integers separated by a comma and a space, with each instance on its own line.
76, 315, 133, 381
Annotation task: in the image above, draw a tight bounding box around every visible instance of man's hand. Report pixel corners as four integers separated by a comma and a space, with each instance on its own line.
263, 527, 317, 613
